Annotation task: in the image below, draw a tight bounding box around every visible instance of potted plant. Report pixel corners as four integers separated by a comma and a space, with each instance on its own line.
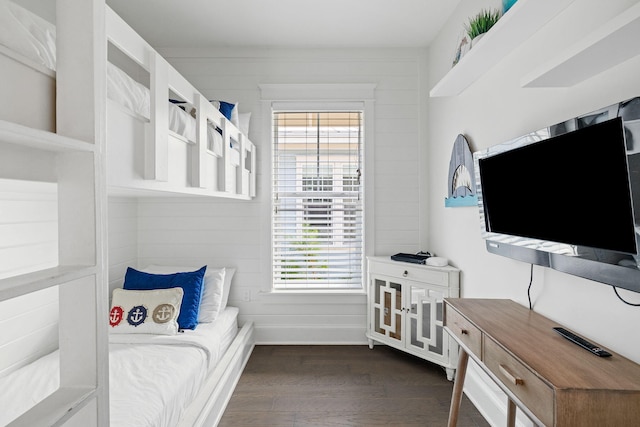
465, 8, 501, 47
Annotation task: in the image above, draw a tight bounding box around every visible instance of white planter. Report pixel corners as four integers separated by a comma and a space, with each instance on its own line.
471, 33, 486, 48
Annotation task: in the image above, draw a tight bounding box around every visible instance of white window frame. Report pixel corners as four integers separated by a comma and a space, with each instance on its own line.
259, 84, 376, 294
272, 110, 363, 290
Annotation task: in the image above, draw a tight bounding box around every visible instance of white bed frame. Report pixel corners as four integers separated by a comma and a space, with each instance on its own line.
0, 45, 55, 133
180, 321, 255, 427
0, 1, 255, 425
105, 7, 256, 199
0, 4, 256, 200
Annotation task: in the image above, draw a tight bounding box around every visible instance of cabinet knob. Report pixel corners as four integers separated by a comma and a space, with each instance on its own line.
460, 328, 469, 335
403, 270, 408, 277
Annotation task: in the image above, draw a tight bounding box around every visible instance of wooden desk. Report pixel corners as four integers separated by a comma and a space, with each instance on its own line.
444, 299, 640, 426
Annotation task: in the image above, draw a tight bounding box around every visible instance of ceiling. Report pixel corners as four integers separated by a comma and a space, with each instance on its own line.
106, 0, 461, 49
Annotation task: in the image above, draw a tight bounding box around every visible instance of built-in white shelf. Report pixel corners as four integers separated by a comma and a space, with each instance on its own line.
8, 387, 95, 427
0, 265, 96, 302
429, 0, 576, 97
0, 120, 95, 153
522, 2, 640, 87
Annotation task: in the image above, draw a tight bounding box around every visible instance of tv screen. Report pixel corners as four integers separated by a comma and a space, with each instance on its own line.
478, 117, 637, 254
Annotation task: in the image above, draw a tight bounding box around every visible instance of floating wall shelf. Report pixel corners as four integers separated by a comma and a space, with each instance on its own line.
430, 0, 576, 97
522, 2, 640, 87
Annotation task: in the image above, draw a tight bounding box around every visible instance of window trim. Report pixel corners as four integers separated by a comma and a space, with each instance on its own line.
272, 110, 364, 290
259, 84, 376, 294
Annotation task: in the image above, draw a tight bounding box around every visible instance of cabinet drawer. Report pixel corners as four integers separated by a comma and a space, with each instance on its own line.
371, 261, 450, 286
483, 337, 554, 427
445, 305, 482, 356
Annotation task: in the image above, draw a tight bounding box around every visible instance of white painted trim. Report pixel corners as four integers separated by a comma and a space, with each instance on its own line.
256, 291, 367, 304
0, 45, 56, 78
253, 324, 368, 345
271, 101, 366, 111
178, 322, 255, 427
259, 98, 274, 294
259, 83, 377, 294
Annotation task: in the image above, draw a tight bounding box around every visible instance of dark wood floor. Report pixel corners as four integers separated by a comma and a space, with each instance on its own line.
218, 345, 489, 427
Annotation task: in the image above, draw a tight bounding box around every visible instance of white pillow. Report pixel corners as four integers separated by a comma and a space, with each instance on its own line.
197, 267, 225, 322
142, 265, 232, 322
221, 268, 236, 312
231, 102, 239, 127
109, 287, 183, 335
239, 112, 251, 136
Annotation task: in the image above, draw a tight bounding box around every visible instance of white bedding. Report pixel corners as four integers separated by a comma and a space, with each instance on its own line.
0, 306, 239, 427
0, 0, 224, 155
107, 62, 224, 155
0, 0, 56, 70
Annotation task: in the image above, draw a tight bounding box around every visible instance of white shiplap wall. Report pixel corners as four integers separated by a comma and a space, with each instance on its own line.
0, 179, 58, 376
427, 0, 640, 425
107, 197, 138, 297
108, 48, 429, 343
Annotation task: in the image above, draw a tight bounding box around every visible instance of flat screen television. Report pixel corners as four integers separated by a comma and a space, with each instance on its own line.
474, 97, 640, 293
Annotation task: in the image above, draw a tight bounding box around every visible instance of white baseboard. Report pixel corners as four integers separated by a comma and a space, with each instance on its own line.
254, 324, 369, 345
463, 361, 535, 427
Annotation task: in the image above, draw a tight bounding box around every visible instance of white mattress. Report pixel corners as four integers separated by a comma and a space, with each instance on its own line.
0, 306, 239, 427
0, 0, 224, 155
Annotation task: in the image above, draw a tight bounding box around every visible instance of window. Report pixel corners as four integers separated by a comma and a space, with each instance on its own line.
272, 111, 364, 290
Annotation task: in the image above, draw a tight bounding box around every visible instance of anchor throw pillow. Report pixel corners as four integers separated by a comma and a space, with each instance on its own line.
109, 287, 183, 335
123, 266, 206, 330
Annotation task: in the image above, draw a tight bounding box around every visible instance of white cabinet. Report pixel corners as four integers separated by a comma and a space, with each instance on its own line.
366, 256, 460, 380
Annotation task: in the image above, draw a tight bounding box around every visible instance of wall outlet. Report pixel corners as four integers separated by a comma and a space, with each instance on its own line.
242, 289, 251, 302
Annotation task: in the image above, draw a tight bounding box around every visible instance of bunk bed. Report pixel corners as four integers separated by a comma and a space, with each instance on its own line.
0, 264, 255, 427
105, 7, 256, 198
0, 0, 257, 199
1, 306, 252, 427
0, 1, 255, 425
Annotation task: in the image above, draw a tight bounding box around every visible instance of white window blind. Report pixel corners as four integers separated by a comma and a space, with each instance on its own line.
272, 110, 364, 290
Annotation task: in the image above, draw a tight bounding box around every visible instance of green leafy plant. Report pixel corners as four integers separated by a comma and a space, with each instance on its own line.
465, 8, 501, 40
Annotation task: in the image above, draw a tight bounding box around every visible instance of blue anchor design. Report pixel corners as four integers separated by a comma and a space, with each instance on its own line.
127, 305, 147, 327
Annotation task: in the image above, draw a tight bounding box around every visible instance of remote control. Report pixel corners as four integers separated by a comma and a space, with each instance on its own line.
553, 327, 612, 357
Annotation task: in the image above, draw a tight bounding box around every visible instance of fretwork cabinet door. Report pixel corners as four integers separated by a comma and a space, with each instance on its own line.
366, 256, 460, 380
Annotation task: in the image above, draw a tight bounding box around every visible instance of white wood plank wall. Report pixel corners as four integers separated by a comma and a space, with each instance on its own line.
107, 197, 138, 297
109, 48, 429, 343
0, 179, 58, 376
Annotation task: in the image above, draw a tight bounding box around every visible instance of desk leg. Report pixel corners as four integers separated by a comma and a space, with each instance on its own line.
447, 349, 469, 427
506, 399, 516, 427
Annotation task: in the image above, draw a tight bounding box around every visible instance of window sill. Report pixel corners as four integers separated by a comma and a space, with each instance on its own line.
256, 289, 367, 304
261, 289, 366, 296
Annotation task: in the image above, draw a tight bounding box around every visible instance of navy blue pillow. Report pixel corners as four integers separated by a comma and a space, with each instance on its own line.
217, 101, 235, 121
123, 266, 207, 330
